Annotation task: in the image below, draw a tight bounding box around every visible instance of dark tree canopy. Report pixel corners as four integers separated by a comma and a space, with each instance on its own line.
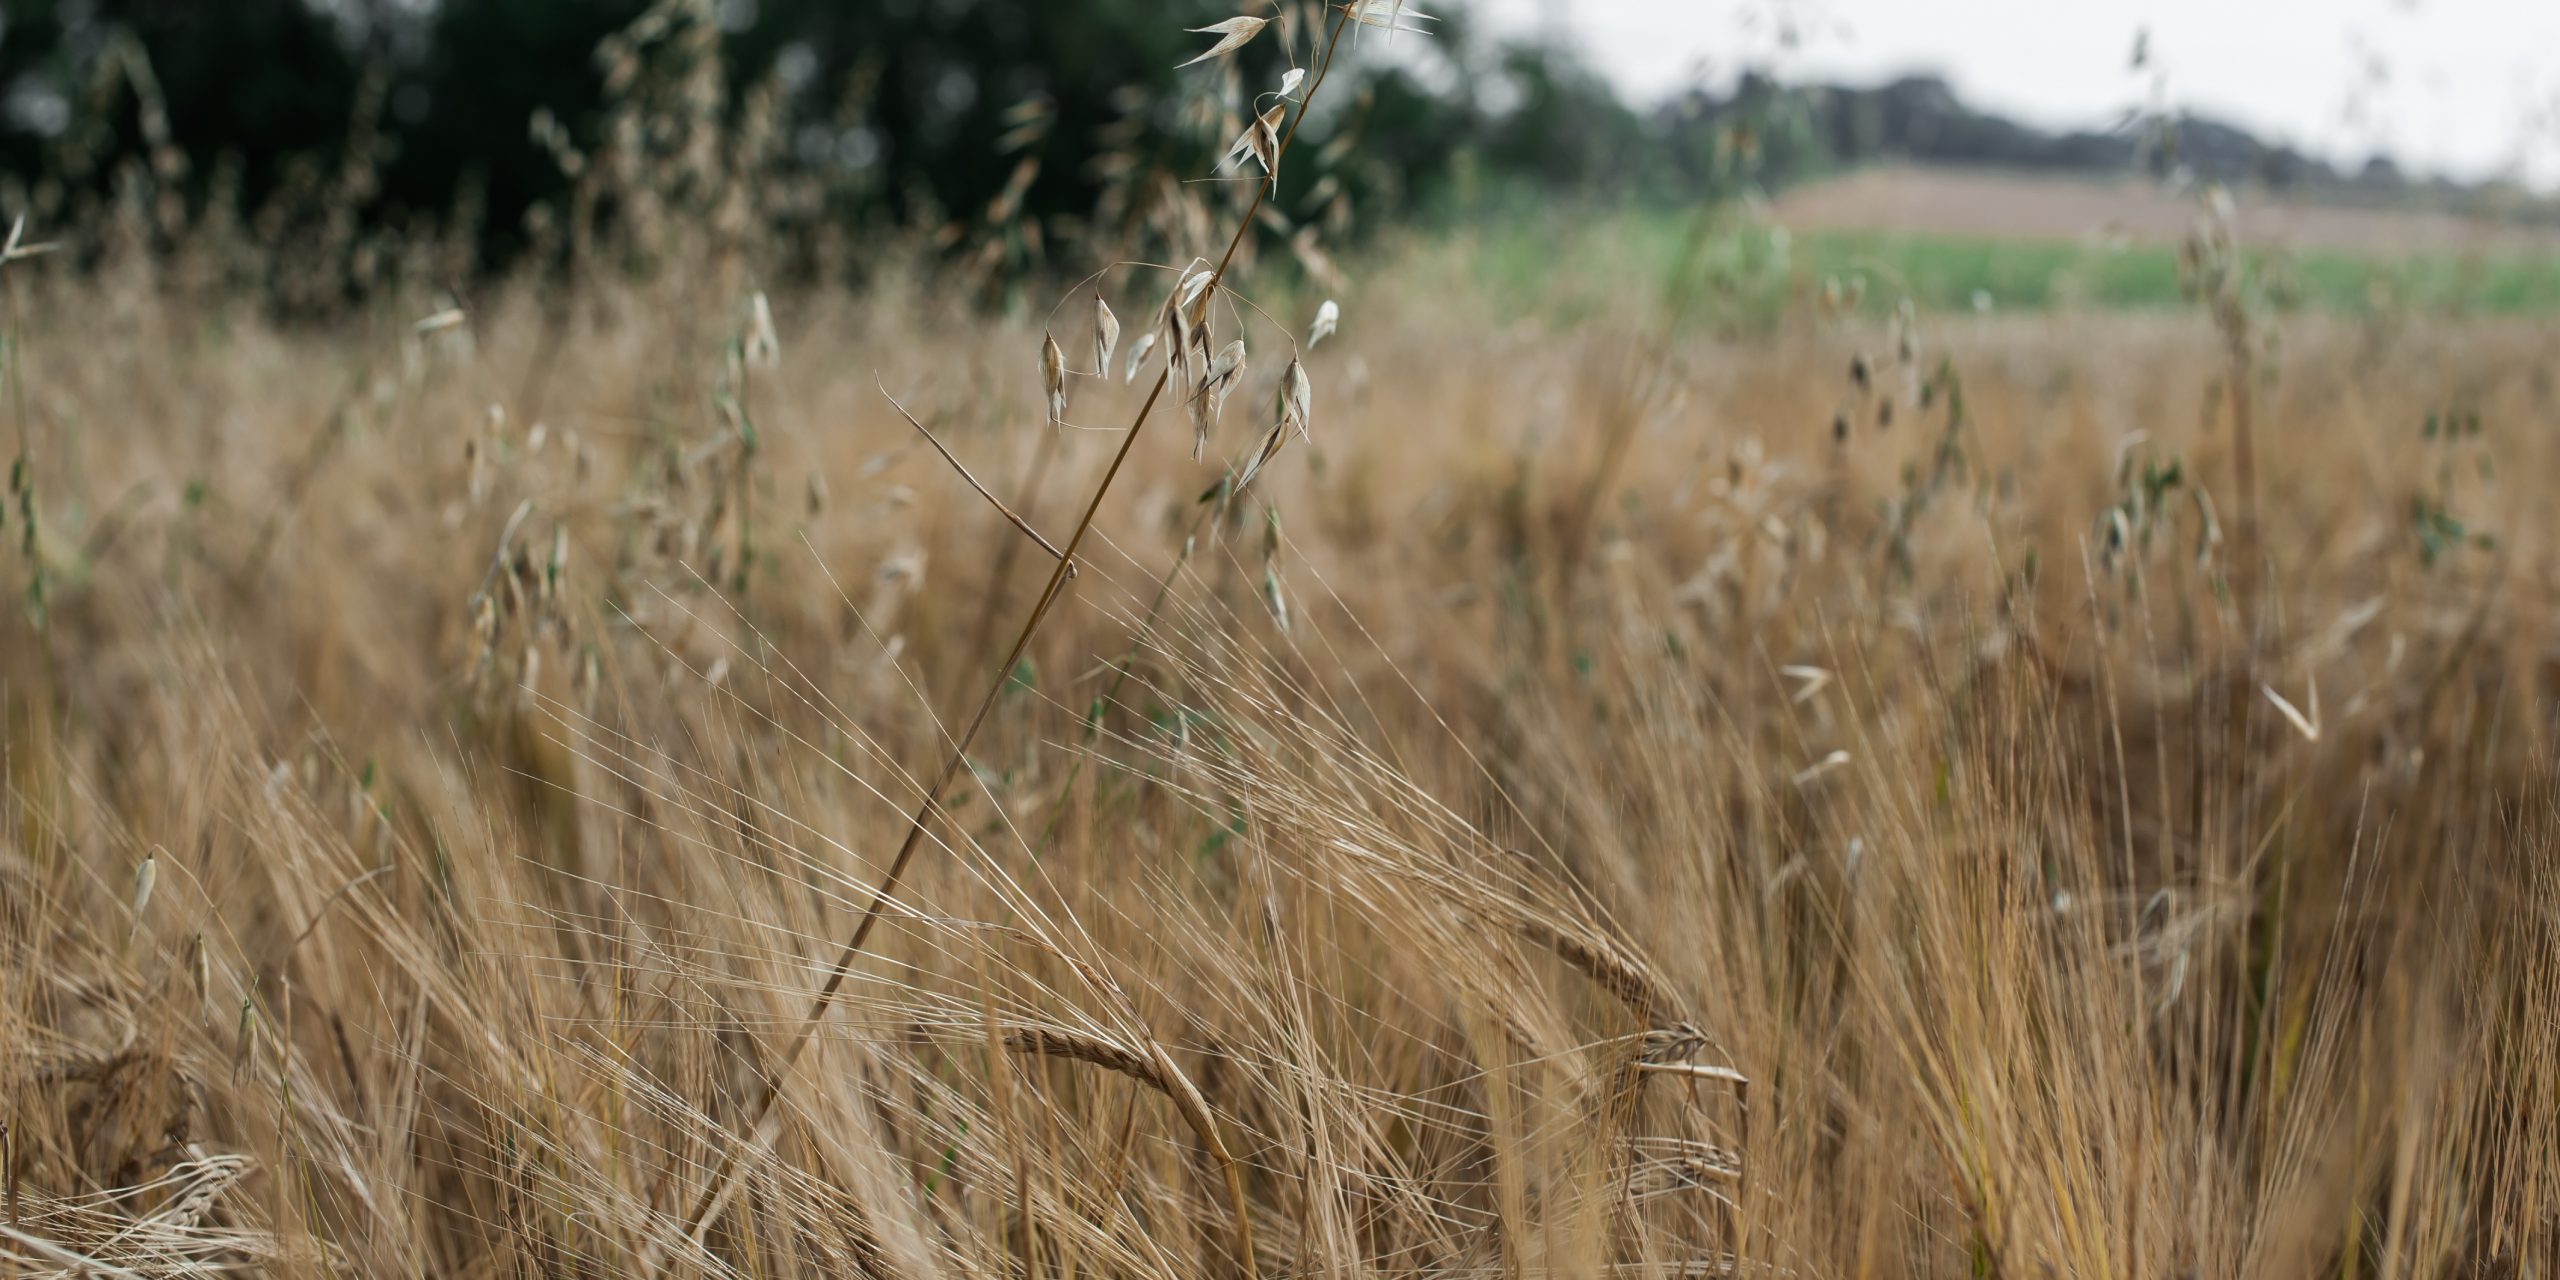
0, 0, 2350, 285
0, 1, 1707, 271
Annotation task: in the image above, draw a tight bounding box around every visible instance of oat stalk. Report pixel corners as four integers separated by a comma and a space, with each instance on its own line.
657, 10, 1358, 1271
880, 380, 1073, 570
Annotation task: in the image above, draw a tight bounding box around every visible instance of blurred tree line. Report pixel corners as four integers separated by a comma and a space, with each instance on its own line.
0, 0, 1769, 284
3, 0, 2314, 294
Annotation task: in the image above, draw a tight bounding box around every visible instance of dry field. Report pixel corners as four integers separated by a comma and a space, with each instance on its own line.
7, 18, 2560, 1280
5, 242, 2560, 1277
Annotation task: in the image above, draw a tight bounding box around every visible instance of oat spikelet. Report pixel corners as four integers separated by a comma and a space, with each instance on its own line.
1782, 664, 1832, 704
1173, 260, 1218, 314
1124, 329, 1158, 385
1191, 338, 1247, 459
128, 851, 158, 946
1092, 292, 1121, 375
743, 291, 780, 369
1791, 749, 1852, 786
1161, 259, 1216, 399
1308, 298, 1340, 348
1233, 430, 1286, 494
1223, 103, 1286, 176
1281, 358, 1313, 443
1233, 361, 1312, 495
2263, 678, 2320, 742
132, 850, 158, 919
1203, 339, 1246, 392
1041, 331, 1068, 427
1180, 15, 1269, 67
1345, 0, 1436, 33
2, 215, 59, 263
1250, 103, 1285, 174
546, 523, 569, 601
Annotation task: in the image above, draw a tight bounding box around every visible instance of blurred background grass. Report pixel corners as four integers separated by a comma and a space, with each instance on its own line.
1442, 205, 2560, 329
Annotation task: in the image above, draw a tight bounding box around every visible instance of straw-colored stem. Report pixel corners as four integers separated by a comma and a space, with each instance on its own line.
655, 13, 1357, 1274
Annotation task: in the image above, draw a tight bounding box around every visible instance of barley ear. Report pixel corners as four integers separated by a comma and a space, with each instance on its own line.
1007, 1025, 1260, 1279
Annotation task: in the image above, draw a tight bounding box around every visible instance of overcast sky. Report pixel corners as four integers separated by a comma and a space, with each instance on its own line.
1475, 0, 2560, 189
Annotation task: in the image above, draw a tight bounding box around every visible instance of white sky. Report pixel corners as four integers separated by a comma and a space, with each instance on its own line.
1475, 0, 2560, 189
